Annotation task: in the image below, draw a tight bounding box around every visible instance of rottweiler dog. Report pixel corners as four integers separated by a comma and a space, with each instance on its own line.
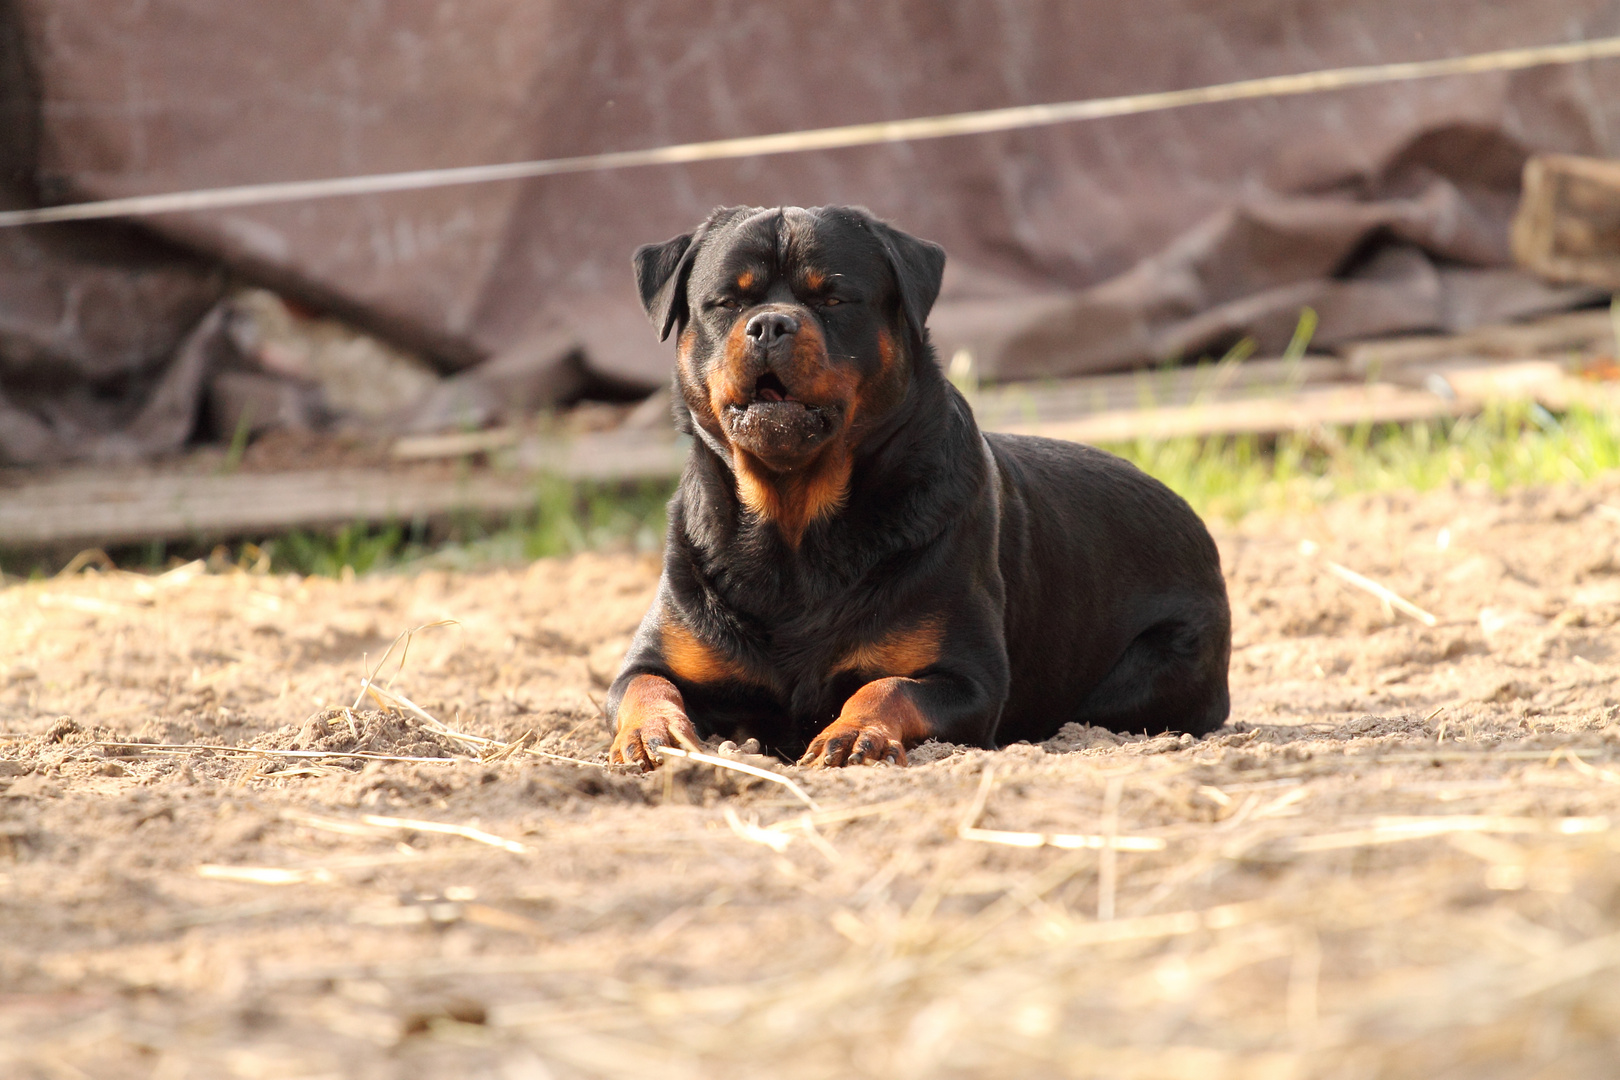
608, 205, 1231, 770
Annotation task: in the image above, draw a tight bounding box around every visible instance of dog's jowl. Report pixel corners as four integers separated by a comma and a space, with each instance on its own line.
607, 206, 1231, 769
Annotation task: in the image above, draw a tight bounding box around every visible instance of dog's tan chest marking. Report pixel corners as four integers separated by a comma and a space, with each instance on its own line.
733, 447, 853, 547
661, 619, 753, 687
834, 617, 943, 679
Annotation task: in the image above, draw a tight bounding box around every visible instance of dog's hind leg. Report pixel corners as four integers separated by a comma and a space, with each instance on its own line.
1067, 601, 1231, 737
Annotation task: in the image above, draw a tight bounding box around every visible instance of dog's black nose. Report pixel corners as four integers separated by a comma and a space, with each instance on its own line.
745, 311, 799, 345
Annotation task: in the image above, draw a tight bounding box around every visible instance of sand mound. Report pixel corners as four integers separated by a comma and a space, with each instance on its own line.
250, 707, 461, 759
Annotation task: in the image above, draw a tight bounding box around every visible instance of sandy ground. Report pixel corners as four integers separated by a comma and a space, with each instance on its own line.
5, 476, 1620, 1078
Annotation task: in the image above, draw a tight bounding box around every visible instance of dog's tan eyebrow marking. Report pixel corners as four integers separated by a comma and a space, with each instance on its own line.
803, 268, 827, 290
735, 269, 757, 291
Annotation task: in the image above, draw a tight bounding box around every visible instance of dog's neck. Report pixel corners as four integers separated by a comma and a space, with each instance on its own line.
726, 441, 855, 548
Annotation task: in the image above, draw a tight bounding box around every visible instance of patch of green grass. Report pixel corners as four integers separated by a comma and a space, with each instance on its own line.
254, 475, 675, 577
264, 523, 416, 578
1113, 400, 1620, 521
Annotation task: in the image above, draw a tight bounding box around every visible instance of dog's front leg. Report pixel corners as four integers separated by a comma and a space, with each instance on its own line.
799, 673, 992, 768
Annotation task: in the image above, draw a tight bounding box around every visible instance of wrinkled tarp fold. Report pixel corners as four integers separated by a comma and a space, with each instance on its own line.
5, 1, 1620, 462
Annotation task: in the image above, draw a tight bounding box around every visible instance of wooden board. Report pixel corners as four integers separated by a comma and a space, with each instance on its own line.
0, 431, 687, 550
969, 356, 1349, 430
1341, 310, 1614, 380
998, 381, 1469, 444
1002, 365, 1620, 446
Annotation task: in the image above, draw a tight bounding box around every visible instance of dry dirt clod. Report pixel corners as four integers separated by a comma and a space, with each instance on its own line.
45, 717, 80, 743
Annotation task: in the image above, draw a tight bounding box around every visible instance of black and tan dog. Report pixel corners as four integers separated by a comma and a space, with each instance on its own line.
607, 205, 1231, 769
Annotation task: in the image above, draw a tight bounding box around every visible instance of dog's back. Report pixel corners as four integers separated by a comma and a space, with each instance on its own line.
987, 432, 1231, 743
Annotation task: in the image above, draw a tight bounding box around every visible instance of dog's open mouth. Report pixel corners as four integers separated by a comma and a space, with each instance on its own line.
722, 371, 837, 463
752, 372, 794, 403
733, 371, 820, 420
735, 372, 823, 422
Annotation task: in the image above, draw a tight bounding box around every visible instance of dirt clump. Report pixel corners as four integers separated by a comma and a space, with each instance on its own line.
252, 707, 461, 759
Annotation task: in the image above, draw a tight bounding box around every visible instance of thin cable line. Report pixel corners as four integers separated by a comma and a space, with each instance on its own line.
4, 33, 1620, 229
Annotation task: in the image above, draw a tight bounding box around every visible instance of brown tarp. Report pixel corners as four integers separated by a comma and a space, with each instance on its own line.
0, 223, 222, 464
4, 1, 1620, 461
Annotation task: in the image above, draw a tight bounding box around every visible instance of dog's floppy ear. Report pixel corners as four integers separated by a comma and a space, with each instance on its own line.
633, 231, 699, 342
872, 221, 946, 342
635, 207, 758, 342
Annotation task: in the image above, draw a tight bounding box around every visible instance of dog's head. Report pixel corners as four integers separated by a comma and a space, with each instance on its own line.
634, 206, 946, 482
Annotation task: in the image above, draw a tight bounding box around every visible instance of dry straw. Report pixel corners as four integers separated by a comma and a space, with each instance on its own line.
1298, 539, 1439, 626
283, 807, 531, 854
90, 741, 457, 765
351, 620, 608, 769
956, 764, 1166, 852
653, 745, 820, 810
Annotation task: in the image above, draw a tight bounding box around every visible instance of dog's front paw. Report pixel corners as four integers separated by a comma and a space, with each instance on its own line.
799, 715, 906, 768
801, 677, 931, 768
610, 675, 701, 771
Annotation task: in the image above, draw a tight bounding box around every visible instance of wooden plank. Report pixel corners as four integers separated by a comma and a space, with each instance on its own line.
993, 382, 1469, 444
391, 428, 521, 461
0, 431, 687, 550
1512, 153, 1620, 290
1341, 310, 1613, 379
995, 365, 1620, 446
0, 470, 525, 548
969, 356, 1348, 430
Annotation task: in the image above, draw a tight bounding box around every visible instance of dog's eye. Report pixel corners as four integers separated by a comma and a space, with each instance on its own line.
821, 297, 843, 307
715, 298, 741, 311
